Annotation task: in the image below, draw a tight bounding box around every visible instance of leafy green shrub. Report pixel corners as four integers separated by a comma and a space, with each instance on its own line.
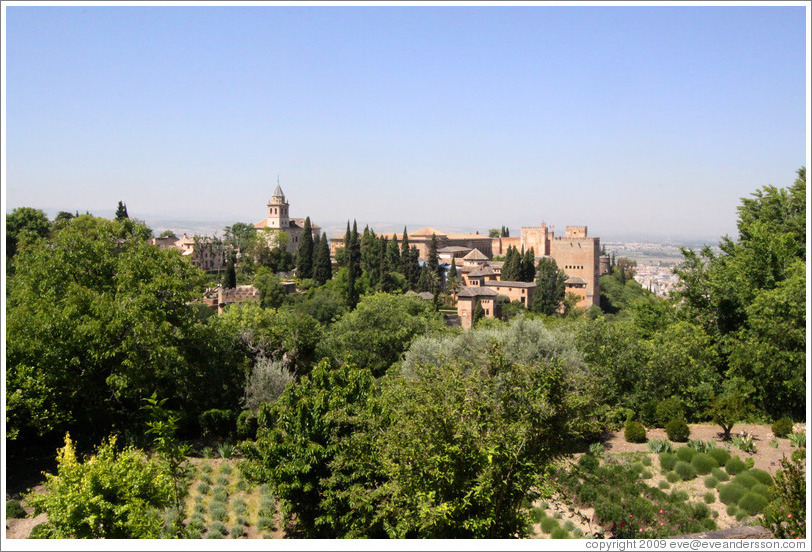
199, 473, 212, 486
704, 475, 718, 489
718, 483, 747, 505
658, 480, 670, 490
725, 457, 746, 475
540, 516, 559, 533
656, 397, 685, 428
28, 523, 55, 539
200, 462, 212, 473
189, 513, 207, 531
589, 442, 605, 456
708, 448, 731, 466
674, 461, 697, 481
217, 442, 236, 459
647, 439, 673, 453
640, 400, 658, 427
194, 502, 206, 514
748, 469, 773, 486
530, 507, 545, 523
772, 418, 794, 438
762, 450, 806, 538
711, 467, 729, 482
231, 497, 247, 514
202, 447, 214, 459
735, 509, 749, 521
631, 462, 645, 474
237, 410, 259, 440
216, 475, 230, 486
578, 454, 599, 472
624, 420, 647, 443
208, 502, 228, 522
235, 478, 250, 492
235, 515, 248, 527
257, 517, 274, 532
187, 526, 203, 539
206, 531, 223, 539
199, 409, 235, 439
640, 469, 653, 479
726, 504, 738, 517
550, 527, 570, 539
563, 520, 576, 531
594, 500, 624, 524
24, 435, 175, 539
666, 419, 690, 442
577, 484, 598, 505
641, 455, 652, 466
703, 492, 716, 504
691, 453, 719, 475
6, 499, 26, 519
219, 463, 233, 475
666, 471, 681, 483
659, 452, 677, 471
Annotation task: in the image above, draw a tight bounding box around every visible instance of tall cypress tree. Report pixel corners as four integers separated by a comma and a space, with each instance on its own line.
407, 246, 421, 290
427, 234, 440, 280
447, 258, 459, 291
521, 247, 536, 282
224, 255, 237, 289
532, 257, 567, 315
400, 228, 412, 283
341, 222, 352, 268
501, 246, 518, 281
347, 221, 361, 308
387, 235, 401, 273
296, 216, 314, 279
313, 233, 332, 285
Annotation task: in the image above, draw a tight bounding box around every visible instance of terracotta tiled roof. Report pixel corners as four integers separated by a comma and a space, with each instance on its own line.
457, 286, 499, 298
566, 275, 588, 284
463, 248, 489, 261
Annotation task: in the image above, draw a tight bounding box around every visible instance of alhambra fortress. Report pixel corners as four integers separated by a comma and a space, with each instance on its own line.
150, 184, 609, 328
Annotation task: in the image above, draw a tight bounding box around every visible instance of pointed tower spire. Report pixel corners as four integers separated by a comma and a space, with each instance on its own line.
272, 175, 285, 200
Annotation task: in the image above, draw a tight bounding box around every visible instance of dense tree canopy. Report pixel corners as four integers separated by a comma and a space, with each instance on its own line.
6, 215, 246, 441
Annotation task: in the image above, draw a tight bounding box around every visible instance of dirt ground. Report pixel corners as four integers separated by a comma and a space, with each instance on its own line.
6, 423, 804, 540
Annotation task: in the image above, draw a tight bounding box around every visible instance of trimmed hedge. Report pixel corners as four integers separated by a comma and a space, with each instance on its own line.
748, 469, 773, 486
708, 448, 731, 466
718, 483, 747, 505
676, 447, 697, 463
738, 492, 769, 516
691, 453, 719, 475
625, 420, 647, 444
659, 452, 677, 471
772, 417, 794, 438
665, 418, 690, 442
732, 472, 758, 489
674, 460, 697, 481
725, 456, 747, 475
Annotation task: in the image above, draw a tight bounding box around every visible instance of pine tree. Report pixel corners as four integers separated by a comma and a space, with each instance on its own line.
313, 233, 333, 285
296, 217, 314, 279
115, 201, 129, 221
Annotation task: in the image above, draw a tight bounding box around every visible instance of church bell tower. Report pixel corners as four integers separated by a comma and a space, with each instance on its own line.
267, 179, 290, 229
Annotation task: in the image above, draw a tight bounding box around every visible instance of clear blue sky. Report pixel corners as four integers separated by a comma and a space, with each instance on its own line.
4, 3, 809, 242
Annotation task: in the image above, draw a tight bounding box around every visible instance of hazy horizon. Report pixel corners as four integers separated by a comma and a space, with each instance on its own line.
4, 4, 809, 244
